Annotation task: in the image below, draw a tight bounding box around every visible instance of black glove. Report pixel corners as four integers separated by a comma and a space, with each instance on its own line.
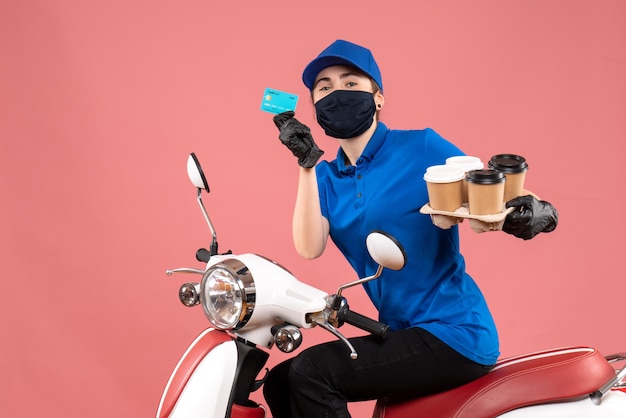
273, 111, 324, 168
503, 195, 558, 240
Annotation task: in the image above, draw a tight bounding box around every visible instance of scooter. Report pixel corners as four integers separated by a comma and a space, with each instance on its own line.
157, 153, 626, 418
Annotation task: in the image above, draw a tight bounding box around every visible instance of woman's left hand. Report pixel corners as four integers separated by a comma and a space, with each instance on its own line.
503, 195, 558, 240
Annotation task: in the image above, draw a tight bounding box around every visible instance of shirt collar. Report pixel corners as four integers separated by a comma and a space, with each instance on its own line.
336, 122, 388, 175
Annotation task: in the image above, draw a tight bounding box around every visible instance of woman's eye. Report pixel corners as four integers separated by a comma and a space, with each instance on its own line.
319, 85, 330, 92
346, 81, 358, 87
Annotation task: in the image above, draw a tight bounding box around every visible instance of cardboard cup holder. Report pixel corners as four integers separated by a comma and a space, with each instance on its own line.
420, 203, 514, 233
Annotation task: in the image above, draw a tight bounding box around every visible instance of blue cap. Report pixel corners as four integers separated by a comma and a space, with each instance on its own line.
302, 40, 383, 92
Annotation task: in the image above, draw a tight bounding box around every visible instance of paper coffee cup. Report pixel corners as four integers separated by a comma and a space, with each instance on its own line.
446, 156, 484, 203
466, 169, 506, 215
488, 154, 528, 202
424, 165, 465, 212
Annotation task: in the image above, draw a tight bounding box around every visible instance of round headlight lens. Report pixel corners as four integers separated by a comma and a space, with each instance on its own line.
200, 266, 244, 329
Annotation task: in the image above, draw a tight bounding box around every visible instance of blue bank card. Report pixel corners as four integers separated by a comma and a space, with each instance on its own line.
260, 87, 298, 114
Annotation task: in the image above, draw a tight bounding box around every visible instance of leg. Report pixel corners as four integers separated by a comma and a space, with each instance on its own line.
267, 327, 491, 418
263, 359, 294, 418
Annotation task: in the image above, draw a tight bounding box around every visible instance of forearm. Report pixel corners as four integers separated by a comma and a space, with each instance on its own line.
292, 167, 329, 259
271, 111, 328, 256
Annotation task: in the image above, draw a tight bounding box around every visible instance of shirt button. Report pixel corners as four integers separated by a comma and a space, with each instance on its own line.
357, 193, 362, 198
357, 174, 363, 179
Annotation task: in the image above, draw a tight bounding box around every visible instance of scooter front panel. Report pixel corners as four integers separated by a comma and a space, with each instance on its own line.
157, 328, 235, 418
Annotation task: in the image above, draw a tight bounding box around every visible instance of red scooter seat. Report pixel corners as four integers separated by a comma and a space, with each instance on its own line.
373, 346, 616, 418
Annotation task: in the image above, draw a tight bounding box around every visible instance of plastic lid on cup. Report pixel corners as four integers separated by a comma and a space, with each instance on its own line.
445, 155, 484, 172
488, 154, 528, 173
465, 169, 506, 184
424, 165, 465, 183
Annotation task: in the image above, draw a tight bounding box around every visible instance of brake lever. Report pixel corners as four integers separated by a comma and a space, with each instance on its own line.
310, 312, 358, 360
166, 268, 206, 276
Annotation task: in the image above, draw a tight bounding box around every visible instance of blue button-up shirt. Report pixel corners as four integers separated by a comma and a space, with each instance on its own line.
315, 122, 499, 365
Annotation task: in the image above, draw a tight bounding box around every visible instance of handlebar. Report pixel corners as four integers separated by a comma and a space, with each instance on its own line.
342, 310, 389, 340
196, 248, 212, 262
331, 295, 389, 341
312, 298, 390, 360
196, 247, 233, 263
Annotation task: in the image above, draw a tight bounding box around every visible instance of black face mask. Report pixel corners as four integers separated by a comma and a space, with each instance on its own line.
315, 90, 377, 139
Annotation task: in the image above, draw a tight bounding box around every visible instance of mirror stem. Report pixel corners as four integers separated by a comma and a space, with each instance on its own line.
196, 188, 218, 255
336, 265, 383, 298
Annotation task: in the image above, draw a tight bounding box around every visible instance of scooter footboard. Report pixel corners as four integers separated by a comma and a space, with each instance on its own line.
231, 403, 265, 418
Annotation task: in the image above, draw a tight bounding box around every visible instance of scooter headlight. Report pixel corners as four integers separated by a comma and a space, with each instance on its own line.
200, 259, 255, 330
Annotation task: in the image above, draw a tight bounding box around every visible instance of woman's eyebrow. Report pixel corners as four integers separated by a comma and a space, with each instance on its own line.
313, 77, 331, 89
313, 72, 365, 89
339, 72, 363, 79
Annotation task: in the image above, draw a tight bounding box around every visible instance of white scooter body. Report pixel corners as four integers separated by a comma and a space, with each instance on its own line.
159, 332, 626, 418
158, 153, 626, 417
158, 253, 328, 418
160, 330, 626, 418
502, 390, 626, 417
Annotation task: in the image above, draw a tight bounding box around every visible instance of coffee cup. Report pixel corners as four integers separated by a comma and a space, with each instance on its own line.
466, 169, 506, 215
424, 165, 465, 212
446, 156, 484, 203
488, 154, 528, 202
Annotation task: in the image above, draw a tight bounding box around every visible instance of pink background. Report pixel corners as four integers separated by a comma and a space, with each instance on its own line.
1, 1, 625, 417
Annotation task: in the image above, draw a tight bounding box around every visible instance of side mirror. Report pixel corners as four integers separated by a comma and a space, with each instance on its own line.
366, 231, 406, 271
186, 153, 218, 255
334, 230, 406, 300
187, 153, 209, 191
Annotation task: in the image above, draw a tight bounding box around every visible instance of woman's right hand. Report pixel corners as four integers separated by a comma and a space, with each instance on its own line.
273, 111, 324, 168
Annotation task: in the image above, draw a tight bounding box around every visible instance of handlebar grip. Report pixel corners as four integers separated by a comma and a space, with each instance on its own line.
343, 310, 389, 340
196, 248, 211, 263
